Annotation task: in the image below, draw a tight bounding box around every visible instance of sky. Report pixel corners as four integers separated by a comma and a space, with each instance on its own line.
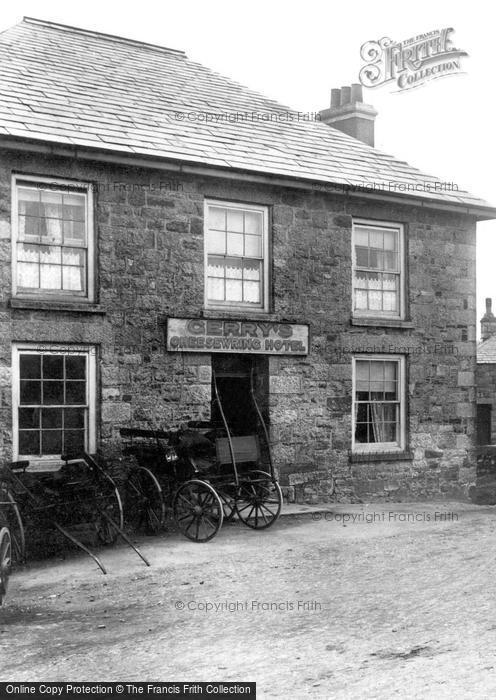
1, 0, 494, 334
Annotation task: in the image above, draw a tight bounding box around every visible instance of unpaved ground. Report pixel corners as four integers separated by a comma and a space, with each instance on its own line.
2, 502, 496, 699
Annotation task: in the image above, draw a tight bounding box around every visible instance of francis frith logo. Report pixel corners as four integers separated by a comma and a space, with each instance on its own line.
359, 28, 468, 91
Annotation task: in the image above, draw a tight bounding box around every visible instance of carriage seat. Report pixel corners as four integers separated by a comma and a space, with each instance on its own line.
215, 435, 260, 466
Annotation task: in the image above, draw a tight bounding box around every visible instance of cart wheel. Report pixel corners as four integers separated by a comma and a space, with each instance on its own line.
173, 480, 223, 543
0, 527, 11, 605
236, 470, 283, 530
125, 467, 165, 534
0, 488, 25, 564
95, 486, 124, 545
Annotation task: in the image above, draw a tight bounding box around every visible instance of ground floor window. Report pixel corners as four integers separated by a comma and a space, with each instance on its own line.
353, 355, 406, 452
12, 345, 96, 460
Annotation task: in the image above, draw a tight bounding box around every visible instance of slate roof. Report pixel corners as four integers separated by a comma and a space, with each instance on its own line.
478, 336, 496, 363
0, 17, 493, 215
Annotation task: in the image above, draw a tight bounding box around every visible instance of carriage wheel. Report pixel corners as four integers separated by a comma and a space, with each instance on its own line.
173, 480, 223, 543
0, 527, 12, 605
0, 488, 25, 564
95, 486, 124, 545
236, 470, 283, 530
125, 467, 165, 534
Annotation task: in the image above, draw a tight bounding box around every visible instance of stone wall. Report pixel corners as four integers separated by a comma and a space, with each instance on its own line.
476, 363, 496, 443
0, 148, 478, 502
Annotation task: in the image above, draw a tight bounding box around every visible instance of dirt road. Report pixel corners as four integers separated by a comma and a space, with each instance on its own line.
1, 502, 496, 699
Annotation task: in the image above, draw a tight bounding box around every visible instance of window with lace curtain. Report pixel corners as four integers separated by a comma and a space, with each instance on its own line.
205, 200, 269, 311
12, 176, 94, 300
353, 356, 406, 452
352, 220, 404, 319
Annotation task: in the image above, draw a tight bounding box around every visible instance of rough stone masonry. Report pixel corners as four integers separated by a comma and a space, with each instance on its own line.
0, 149, 478, 503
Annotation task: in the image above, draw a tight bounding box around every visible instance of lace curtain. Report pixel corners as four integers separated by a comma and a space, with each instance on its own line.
354, 274, 398, 312
18, 204, 84, 291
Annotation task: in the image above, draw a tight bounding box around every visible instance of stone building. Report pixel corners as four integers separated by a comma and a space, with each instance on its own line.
476, 299, 496, 445
0, 18, 494, 502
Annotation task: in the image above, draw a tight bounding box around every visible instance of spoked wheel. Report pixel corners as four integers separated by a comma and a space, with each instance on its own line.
125, 467, 165, 534
173, 480, 223, 543
0, 488, 25, 564
94, 485, 124, 545
0, 527, 12, 605
236, 470, 283, 530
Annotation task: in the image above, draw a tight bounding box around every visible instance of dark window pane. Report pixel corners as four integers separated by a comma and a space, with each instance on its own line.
19, 407, 40, 429
43, 381, 64, 404
66, 356, 86, 379
19, 216, 40, 239
42, 408, 63, 428
63, 193, 86, 221
66, 381, 86, 404
355, 246, 369, 267
20, 355, 41, 379
43, 355, 64, 379
64, 430, 85, 453
42, 430, 63, 455
19, 430, 40, 455
64, 408, 85, 429
20, 380, 41, 405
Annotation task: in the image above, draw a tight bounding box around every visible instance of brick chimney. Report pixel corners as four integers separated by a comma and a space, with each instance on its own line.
319, 84, 377, 147
481, 298, 496, 340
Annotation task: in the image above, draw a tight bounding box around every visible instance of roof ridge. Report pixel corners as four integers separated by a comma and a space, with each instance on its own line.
22, 16, 186, 57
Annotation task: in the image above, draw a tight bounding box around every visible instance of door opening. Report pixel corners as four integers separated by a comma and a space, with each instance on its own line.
477, 404, 492, 445
211, 356, 258, 436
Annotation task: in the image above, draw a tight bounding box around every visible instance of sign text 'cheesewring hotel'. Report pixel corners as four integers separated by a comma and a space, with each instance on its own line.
167, 318, 309, 356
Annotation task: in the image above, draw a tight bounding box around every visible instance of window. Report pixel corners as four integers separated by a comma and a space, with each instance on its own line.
12, 176, 94, 300
352, 356, 406, 452
353, 220, 404, 318
12, 345, 96, 461
205, 200, 269, 310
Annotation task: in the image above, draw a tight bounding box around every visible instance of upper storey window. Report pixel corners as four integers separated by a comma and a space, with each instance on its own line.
13, 176, 94, 301
205, 200, 269, 311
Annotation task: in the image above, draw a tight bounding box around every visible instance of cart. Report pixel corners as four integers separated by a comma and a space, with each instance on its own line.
120, 366, 283, 539
0, 497, 12, 605
120, 427, 224, 542
0, 454, 150, 575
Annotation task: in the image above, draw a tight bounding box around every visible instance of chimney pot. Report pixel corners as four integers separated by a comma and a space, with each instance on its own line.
350, 83, 363, 102
340, 86, 351, 105
330, 88, 341, 109
319, 83, 378, 147
481, 298, 496, 340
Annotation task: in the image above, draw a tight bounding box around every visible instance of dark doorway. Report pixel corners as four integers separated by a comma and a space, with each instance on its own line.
211, 355, 258, 435
477, 404, 492, 445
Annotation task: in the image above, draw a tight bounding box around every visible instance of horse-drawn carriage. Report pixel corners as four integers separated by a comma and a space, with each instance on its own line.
0, 499, 12, 605
0, 454, 149, 576
120, 367, 283, 542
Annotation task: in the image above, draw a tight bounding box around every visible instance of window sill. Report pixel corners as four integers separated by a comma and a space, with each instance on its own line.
10, 298, 106, 314
351, 317, 414, 329
349, 450, 414, 463
202, 308, 273, 319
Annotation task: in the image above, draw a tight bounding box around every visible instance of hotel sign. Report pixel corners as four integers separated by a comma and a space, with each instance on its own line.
167, 318, 309, 356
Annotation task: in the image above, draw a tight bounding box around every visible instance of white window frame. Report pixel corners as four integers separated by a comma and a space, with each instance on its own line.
352, 218, 405, 320
204, 199, 269, 312
12, 343, 97, 463
12, 174, 95, 302
352, 354, 406, 454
